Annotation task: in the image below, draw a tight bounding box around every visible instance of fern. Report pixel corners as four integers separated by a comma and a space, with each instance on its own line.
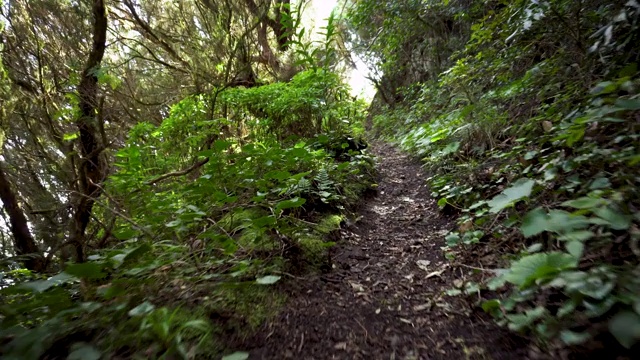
285, 177, 312, 196
314, 168, 340, 203
315, 168, 333, 191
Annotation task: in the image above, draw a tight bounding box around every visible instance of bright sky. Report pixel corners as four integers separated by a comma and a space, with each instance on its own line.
302, 0, 375, 100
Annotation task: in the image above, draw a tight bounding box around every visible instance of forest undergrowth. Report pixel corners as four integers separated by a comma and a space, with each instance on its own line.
2, 1, 640, 359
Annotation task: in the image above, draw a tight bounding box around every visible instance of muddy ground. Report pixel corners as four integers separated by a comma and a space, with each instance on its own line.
244, 143, 529, 360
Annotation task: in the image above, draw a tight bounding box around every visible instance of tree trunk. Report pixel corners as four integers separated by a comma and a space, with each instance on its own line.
0, 161, 44, 271
70, 0, 108, 263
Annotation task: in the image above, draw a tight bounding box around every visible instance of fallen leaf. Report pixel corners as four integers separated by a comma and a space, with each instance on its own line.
416, 260, 431, 271
425, 269, 445, 279
459, 221, 473, 233
349, 282, 365, 292
413, 302, 432, 312
334, 342, 347, 350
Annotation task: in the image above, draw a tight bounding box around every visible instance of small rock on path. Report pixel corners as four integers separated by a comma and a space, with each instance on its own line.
247, 143, 526, 359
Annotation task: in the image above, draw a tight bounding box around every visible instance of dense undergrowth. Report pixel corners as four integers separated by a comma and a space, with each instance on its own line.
352, 0, 640, 355
0, 66, 375, 359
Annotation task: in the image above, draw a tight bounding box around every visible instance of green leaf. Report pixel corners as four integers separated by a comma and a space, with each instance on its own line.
487, 178, 535, 213
63, 132, 79, 141
265, 170, 292, 181
437, 197, 448, 208
481, 299, 501, 315
256, 275, 281, 285
504, 252, 577, 289
593, 206, 632, 230
165, 219, 182, 228
589, 177, 611, 190
505, 307, 546, 332
65, 262, 107, 280
557, 230, 595, 243
275, 197, 306, 212
562, 197, 606, 209
526, 243, 544, 253
222, 352, 250, 360
67, 343, 101, 360
565, 241, 584, 259
521, 209, 590, 237
609, 311, 640, 349
113, 228, 137, 240
128, 301, 155, 317
445, 232, 461, 246
213, 140, 232, 152
521, 208, 547, 237
615, 98, 640, 110
560, 330, 591, 345
123, 243, 152, 263
20, 272, 77, 293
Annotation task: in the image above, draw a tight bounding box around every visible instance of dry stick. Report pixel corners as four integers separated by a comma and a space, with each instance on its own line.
452, 262, 500, 273
145, 157, 210, 185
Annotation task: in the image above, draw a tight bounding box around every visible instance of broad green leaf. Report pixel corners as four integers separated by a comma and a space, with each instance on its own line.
593, 206, 632, 230
65, 262, 107, 280
560, 330, 591, 345
20, 272, 77, 293
520, 208, 547, 237
526, 243, 544, 253
481, 299, 501, 314
589, 177, 611, 190
615, 98, 640, 110
562, 197, 606, 209
557, 230, 595, 242
128, 301, 155, 316
256, 275, 281, 285
123, 243, 152, 263
504, 252, 577, 289
505, 306, 546, 331
275, 197, 306, 212
113, 228, 137, 240
165, 219, 182, 228
222, 352, 249, 360
521, 209, 590, 237
445, 232, 461, 246
252, 216, 277, 228
609, 311, 640, 349
213, 140, 232, 152
67, 343, 101, 360
487, 178, 535, 213
566, 241, 584, 259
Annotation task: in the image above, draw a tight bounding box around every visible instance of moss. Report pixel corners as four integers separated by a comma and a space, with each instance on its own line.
203, 285, 286, 334
315, 214, 344, 234
298, 234, 334, 269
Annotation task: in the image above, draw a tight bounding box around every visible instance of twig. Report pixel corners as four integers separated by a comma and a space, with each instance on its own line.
452, 262, 500, 273
145, 157, 210, 185
297, 332, 305, 353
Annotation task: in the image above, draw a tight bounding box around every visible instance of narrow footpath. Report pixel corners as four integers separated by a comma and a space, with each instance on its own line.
248, 143, 527, 359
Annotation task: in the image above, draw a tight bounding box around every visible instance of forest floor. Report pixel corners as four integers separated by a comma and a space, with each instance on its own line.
243, 143, 530, 360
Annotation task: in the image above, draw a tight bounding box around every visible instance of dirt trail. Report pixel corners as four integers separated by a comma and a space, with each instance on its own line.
248, 143, 526, 359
